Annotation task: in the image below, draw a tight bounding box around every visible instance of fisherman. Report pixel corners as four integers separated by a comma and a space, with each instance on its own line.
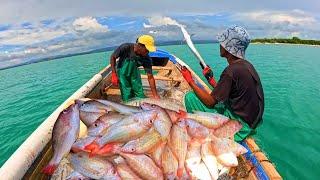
110, 35, 160, 101
180, 26, 264, 142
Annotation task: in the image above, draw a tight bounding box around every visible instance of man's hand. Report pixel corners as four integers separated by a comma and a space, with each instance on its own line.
203, 66, 213, 79
111, 71, 119, 86
181, 66, 194, 83
202, 66, 217, 87
153, 94, 160, 99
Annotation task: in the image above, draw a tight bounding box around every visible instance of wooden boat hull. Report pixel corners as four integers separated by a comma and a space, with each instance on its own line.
0, 56, 281, 180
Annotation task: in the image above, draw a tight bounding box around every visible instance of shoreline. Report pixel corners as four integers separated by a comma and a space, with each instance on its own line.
1, 41, 319, 70
251, 42, 320, 47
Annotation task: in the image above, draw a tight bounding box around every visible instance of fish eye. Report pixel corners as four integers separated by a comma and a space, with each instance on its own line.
131, 148, 135, 152
94, 123, 98, 127
149, 119, 153, 123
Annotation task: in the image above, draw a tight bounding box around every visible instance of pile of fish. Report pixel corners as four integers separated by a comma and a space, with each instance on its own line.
42, 98, 248, 180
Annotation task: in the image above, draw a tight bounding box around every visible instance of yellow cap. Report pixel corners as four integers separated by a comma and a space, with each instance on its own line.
137, 35, 156, 52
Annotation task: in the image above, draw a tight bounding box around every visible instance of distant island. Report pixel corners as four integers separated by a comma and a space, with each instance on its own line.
252, 37, 320, 45
2, 38, 319, 70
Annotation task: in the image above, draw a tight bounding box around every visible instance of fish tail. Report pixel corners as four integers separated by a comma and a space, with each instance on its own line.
42, 164, 57, 175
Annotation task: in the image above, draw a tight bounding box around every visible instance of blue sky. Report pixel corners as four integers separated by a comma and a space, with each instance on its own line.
0, 0, 320, 69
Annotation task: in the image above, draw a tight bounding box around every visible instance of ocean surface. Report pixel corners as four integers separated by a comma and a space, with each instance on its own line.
0, 43, 319, 179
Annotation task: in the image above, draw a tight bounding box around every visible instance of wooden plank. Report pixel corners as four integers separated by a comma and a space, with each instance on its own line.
106, 88, 121, 95
139, 66, 173, 70
141, 75, 181, 82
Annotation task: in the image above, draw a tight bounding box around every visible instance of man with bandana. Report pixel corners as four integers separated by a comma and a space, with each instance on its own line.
181, 26, 264, 142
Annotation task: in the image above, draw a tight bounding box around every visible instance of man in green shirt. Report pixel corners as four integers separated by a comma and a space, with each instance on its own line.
110, 35, 160, 101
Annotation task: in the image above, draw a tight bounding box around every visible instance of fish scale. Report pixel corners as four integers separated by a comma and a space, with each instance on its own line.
68, 152, 120, 179
120, 153, 164, 180
162, 145, 178, 180
121, 128, 162, 154
96, 110, 158, 147
169, 122, 188, 178
140, 103, 172, 139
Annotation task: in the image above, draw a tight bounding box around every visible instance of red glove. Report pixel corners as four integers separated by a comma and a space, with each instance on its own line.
202, 66, 217, 87
181, 66, 193, 83
111, 71, 119, 86
203, 66, 213, 78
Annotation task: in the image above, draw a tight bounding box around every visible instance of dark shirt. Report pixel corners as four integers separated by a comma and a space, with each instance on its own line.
211, 60, 264, 128
112, 43, 153, 74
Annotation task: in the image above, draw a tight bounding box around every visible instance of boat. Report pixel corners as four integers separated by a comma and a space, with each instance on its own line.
0, 50, 282, 180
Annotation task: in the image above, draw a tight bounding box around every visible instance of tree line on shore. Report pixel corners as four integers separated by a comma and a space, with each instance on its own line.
252, 37, 320, 45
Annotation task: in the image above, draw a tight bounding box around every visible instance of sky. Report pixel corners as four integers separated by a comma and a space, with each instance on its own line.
0, 0, 320, 69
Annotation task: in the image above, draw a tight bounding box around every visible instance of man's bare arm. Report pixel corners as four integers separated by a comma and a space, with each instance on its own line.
110, 55, 117, 72
147, 73, 160, 98
189, 81, 217, 107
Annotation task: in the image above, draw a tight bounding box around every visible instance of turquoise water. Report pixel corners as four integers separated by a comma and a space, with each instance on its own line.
0, 44, 319, 179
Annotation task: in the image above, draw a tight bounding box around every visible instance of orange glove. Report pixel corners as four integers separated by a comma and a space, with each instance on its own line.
111, 71, 119, 86
181, 66, 193, 83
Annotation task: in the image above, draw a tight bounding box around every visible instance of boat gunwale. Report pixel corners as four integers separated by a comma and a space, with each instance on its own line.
0, 65, 110, 179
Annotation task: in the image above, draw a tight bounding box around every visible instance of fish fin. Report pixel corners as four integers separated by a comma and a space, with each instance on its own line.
89, 152, 97, 158
84, 141, 100, 152
70, 147, 82, 153
97, 143, 116, 155
177, 110, 187, 119
42, 164, 57, 175
177, 167, 184, 178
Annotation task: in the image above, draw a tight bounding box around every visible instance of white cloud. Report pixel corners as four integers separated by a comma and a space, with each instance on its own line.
0, 28, 66, 45
235, 10, 316, 26
231, 10, 320, 39
73, 16, 108, 32
144, 16, 182, 28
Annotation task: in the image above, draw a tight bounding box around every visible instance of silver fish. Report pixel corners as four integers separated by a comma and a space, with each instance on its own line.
94, 110, 158, 147
149, 140, 166, 167
77, 99, 111, 113
87, 112, 125, 136
140, 103, 172, 139
69, 152, 120, 180
119, 152, 164, 180
185, 111, 229, 129
185, 118, 210, 140
210, 136, 240, 167
72, 136, 96, 153
201, 142, 219, 180
185, 139, 202, 172
42, 104, 80, 175
126, 98, 185, 112
114, 156, 143, 180
76, 99, 111, 126
79, 111, 106, 127
169, 121, 188, 178
96, 99, 142, 114
66, 171, 89, 180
